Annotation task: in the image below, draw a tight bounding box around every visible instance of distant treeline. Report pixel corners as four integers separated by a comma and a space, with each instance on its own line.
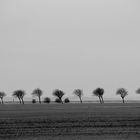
0, 88, 140, 104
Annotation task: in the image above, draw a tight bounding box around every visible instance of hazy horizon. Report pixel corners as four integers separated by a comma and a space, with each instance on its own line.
0, 0, 140, 101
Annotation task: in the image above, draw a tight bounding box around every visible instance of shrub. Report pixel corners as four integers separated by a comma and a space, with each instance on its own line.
64, 98, 70, 103
32, 99, 36, 104
44, 97, 51, 103
55, 98, 61, 103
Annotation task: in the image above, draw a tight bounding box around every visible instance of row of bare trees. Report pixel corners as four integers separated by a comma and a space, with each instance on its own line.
0, 87, 140, 104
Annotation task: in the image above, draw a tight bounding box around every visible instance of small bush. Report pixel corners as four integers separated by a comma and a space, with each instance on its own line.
32, 99, 36, 104
64, 98, 70, 103
55, 98, 61, 103
44, 97, 51, 103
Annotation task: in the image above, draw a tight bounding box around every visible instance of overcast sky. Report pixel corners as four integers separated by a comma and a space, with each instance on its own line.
0, 0, 140, 100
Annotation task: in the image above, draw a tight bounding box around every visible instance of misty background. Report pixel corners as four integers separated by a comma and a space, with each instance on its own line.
0, 0, 140, 101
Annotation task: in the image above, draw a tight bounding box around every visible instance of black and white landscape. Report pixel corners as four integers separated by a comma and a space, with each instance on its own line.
0, 0, 140, 140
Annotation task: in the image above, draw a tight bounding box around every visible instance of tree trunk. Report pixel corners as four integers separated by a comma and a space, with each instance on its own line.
122, 97, 124, 104
61, 99, 63, 104
21, 98, 24, 104
79, 97, 82, 104
39, 96, 41, 104
18, 98, 22, 104
1, 98, 3, 104
101, 96, 104, 103
99, 97, 102, 104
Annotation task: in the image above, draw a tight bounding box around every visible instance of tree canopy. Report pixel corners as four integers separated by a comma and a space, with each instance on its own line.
73, 89, 83, 103
32, 88, 43, 104
53, 89, 65, 104
93, 88, 104, 103
13, 90, 25, 104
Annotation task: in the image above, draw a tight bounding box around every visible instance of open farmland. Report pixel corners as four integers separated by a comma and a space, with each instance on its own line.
0, 103, 140, 140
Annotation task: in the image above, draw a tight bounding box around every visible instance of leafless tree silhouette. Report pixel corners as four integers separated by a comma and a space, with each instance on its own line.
116, 88, 128, 103
93, 88, 104, 103
53, 89, 65, 104
13, 90, 25, 104
0, 92, 6, 104
32, 88, 43, 104
73, 89, 83, 103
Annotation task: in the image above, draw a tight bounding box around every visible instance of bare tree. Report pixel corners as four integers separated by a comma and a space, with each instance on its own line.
93, 88, 104, 103
0, 92, 6, 104
13, 90, 26, 104
73, 89, 83, 103
53, 89, 65, 104
32, 88, 43, 104
116, 88, 128, 103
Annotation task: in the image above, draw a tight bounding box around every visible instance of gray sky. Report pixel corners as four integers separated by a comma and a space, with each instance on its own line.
0, 0, 140, 100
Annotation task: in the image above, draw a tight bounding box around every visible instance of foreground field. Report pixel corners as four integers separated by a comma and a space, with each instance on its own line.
0, 103, 140, 140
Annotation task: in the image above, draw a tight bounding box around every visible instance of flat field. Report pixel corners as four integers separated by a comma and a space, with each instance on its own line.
0, 103, 140, 140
